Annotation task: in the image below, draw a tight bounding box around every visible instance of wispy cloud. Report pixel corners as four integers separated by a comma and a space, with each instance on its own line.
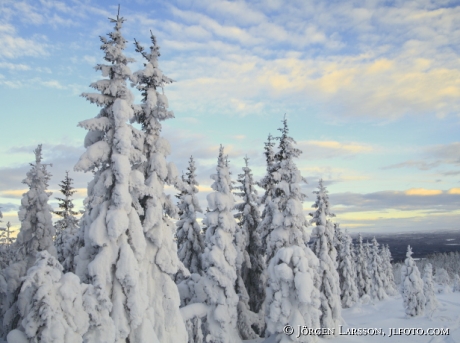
0, 24, 48, 59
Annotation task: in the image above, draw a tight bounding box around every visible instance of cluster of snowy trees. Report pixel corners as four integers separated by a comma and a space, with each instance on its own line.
0, 211, 15, 270
399, 245, 460, 317
0, 10, 406, 343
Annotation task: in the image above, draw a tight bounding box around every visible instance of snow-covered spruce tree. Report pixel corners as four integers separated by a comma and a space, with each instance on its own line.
54, 171, 80, 273
257, 134, 276, 254
310, 179, 342, 335
198, 145, 241, 343
0, 222, 16, 272
401, 246, 425, 317
381, 244, 397, 296
333, 223, 344, 268
264, 119, 321, 343
175, 156, 204, 282
434, 267, 451, 294
369, 237, 387, 301
0, 211, 14, 270
338, 231, 358, 308
0, 145, 56, 338
249, 134, 276, 324
233, 156, 263, 339
7, 251, 89, 343
453, 274, 460, 292
355, 234, 371, 301
0, 221, 15, 248
131, 31, 189, 342
74, 12, 167, 342
422, 263, 439, 314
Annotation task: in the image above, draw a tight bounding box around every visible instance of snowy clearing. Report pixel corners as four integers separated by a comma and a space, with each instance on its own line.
328, 293, 459, 343
246, 293, 460, 343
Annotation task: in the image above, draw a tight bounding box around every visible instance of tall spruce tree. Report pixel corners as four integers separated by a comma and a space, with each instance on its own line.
264, 119, 321, 343
54, 171, 80, 273
334, 223, 344, 269
175, 156, 204, 282
310, 179, 342, 334
369, 237, 386, 301
0, 145, 56, 338
422, 263, 438, 315
355, 234, 371, 300
199, 146, 241, 343
401, 246, 425, 316
74, 11, 169, 342
257, 134, 276, 254
131, 31, 188, 342
381, 244, 397, 296
0, 211, 13, 270
338, 231, 359, 308
234, 156, 263, 339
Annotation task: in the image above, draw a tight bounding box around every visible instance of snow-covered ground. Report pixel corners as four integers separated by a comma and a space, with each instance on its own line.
332, 293, 460, 343
247, 293, 460, 343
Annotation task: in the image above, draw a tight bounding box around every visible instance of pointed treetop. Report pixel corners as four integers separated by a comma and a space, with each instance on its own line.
108, 4, 124, 24
310, 178, 335, 219
244, 155, 249, 168
34, 144, 43, 164
406, 245, 413, 258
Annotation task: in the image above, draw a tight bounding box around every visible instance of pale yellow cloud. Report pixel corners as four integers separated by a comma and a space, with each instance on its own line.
1, 188, 87, 199
233, 135, 246, 140
367, 59, 393, 74
333, 209, 460, 224
0, 189, 27, 197
405, 188, 443, 196
447, 188, 460, 195
303, 140, 373, 154
197, 185, 213, 193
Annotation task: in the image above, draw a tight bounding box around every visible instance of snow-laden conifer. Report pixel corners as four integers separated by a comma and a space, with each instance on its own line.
381, 244, 397, 296
8, 251, 89, 343
0, 222, 15, 248
249, 134, 276, 327
131, 31, 188, 342
355, 234, 371, 301
257, 134, 276, 254
0, 213, 15, 270
310, 179, 342, 334
175, 156, 204, 282
54, 171, 80, 273
1, 145, 56, 338
233, 156, 263, 339
15, 145, 56, 261
334, 223, 344, 269
369, 237, 387, 301
434, 267, 451, 294
198, 145, 241, 343
264, 119, 321, 343
453, 274, 460, 292
333, 223, 343, 248
422, 263, 439, 314
401, 246, 425, 316
338, 231, 358, 308
73, 11, 158, 342
174, 157, 204, 343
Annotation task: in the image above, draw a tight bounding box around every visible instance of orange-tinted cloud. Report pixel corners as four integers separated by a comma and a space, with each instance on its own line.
405, 188, 443, 196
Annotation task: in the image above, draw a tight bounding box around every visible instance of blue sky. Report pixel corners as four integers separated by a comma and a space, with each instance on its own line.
1, 0, 460, 234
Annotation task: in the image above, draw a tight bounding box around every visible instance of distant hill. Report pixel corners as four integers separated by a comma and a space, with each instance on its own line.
356, 229, 460, 262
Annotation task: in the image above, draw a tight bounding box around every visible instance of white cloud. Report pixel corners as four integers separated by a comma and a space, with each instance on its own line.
0, 62, 30, 70
0, 24, 48, 59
